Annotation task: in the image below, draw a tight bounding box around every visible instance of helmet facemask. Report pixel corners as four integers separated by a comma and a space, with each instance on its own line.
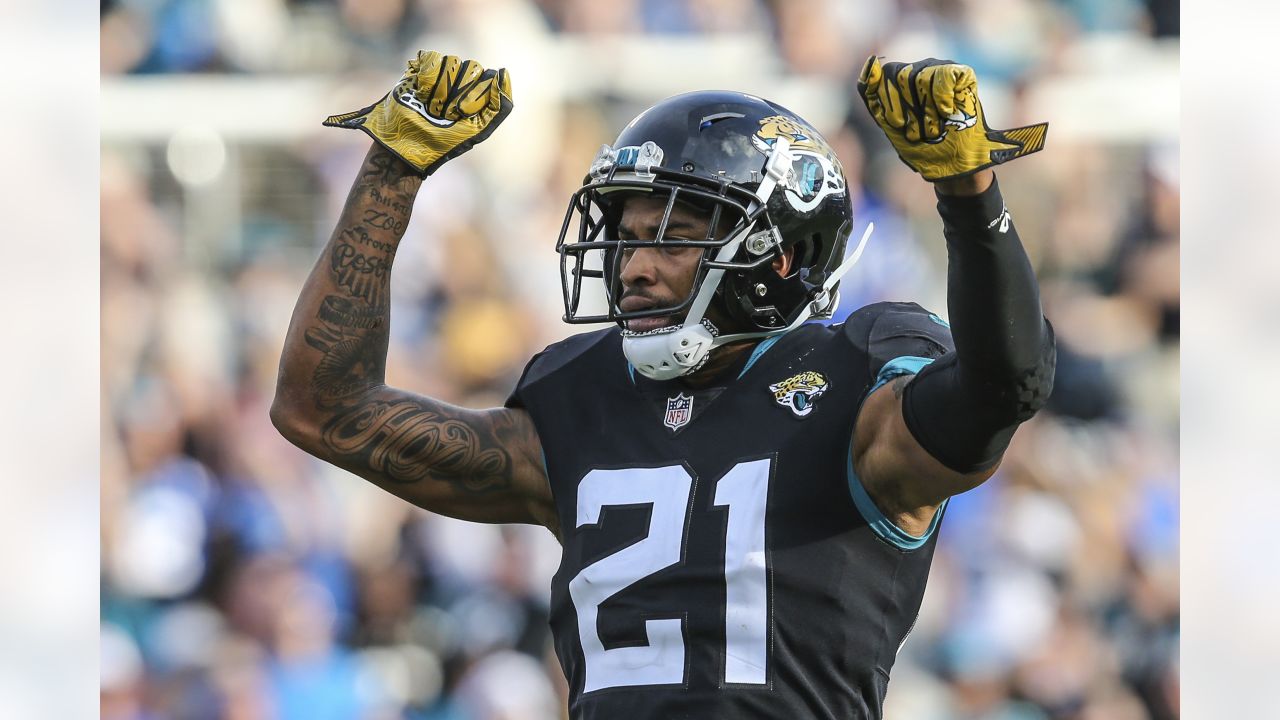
558, 164, 772, 327
555, 98, 873, 381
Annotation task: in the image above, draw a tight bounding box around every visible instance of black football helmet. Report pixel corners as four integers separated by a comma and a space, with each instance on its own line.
556, 90, 862, 379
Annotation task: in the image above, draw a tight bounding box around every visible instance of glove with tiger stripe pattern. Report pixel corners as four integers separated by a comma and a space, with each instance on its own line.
325, 50, 512, 177
857, 56, 1047, 181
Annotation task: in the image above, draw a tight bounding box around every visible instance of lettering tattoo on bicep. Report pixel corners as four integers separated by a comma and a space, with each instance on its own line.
305, 291, 518, 495
322, 399, 517, 494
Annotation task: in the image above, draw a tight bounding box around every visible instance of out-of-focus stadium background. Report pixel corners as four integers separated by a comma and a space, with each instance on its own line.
100, 1, 1179, 718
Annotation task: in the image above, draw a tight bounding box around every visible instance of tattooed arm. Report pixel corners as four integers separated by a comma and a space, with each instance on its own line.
271, 145, 557, 535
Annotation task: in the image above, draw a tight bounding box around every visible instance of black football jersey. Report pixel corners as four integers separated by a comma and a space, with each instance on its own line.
506, 302, 955, 720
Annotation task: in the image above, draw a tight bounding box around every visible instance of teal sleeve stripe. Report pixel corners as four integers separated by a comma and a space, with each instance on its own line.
868, 355, 935, 395
846, 448, 948, 550
847, 354, 945, 550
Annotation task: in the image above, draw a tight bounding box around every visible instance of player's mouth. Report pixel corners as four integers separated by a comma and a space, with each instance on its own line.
619, 295, 680, 333
625, 316, 677, 333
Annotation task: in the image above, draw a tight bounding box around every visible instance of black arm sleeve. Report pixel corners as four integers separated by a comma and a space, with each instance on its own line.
900, 177, 1057, 473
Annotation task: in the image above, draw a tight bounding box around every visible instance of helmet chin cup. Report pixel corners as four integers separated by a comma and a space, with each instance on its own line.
620, 218, 873, 381
622, 321, 717, 381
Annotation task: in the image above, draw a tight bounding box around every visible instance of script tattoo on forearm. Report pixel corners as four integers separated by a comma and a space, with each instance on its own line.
304, 147, 419, 403
339, 225, 397, 255
362, 150, 419, 187
326, 148, 418, 315
369, 186, 412, 215
322, 399, 516, 493
331, 242, 391, 305
361, 209, 406, 234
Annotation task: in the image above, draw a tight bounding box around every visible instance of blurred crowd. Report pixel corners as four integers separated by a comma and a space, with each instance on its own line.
101, 1, 1179, 719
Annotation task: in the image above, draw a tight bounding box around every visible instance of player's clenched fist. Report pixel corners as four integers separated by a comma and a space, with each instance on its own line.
857, 56, 1047, 182
325, 50, 512, 177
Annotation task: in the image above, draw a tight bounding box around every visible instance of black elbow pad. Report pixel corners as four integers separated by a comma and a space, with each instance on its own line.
1010, 319, 1057, 422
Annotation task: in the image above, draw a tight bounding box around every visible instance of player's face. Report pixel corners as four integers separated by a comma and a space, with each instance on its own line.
615, 194, 725, 333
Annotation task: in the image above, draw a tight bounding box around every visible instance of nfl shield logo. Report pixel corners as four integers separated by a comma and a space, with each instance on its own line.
664, 393, 694, 431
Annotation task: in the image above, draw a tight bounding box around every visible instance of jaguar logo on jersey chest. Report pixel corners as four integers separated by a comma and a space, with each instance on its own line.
664, 392, 694, 430
769, 370, 829, 417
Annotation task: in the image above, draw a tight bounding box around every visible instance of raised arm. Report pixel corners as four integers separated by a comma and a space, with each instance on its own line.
270, 53, 556, 535
851, 57, 1056, 534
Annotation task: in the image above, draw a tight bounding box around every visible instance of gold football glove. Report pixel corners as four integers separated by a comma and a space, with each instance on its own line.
857, 56, 1047, 182
324, 51, 513, 177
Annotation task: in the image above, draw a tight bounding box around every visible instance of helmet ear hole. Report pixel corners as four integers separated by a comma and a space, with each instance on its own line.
788, 235, 817, 278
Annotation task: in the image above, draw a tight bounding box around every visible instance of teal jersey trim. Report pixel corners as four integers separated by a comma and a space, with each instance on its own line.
846, 354, 946, 550
868, 355, 935, 396
737, 334, 784, 379
928, 312, 951, 328
846, 450, 948, 550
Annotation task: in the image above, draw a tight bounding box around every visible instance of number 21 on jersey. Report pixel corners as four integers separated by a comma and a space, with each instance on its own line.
568, 458, 771, 693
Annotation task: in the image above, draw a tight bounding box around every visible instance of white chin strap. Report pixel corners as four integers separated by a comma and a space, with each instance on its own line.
623, 138, 875, 381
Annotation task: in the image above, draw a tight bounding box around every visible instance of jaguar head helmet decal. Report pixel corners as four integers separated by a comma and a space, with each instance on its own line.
752, 116, 847, 213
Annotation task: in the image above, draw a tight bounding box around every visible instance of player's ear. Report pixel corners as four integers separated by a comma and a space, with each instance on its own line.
772, 247, 795, 278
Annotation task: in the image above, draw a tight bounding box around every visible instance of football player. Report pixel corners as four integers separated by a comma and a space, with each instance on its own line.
272, 51, 1055, 719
